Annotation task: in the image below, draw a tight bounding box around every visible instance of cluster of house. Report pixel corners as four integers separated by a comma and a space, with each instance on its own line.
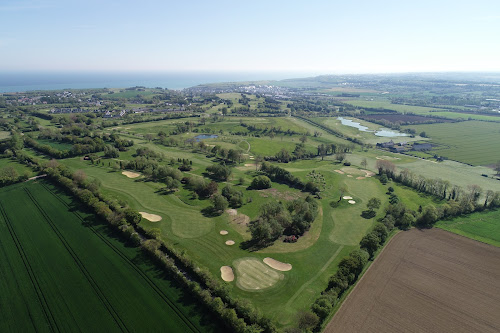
50, 108, 99, 114
376, 140, 432, 153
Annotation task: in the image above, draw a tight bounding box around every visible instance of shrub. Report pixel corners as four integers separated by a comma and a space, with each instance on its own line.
251, 175, 271, 189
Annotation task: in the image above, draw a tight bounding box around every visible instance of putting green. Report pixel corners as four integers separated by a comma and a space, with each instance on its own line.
233, 257, 284, 291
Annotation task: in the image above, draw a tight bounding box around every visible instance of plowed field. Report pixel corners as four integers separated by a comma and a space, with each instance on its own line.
326, 228, 500, 333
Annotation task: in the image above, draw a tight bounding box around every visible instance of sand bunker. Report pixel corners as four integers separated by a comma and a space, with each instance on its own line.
343, 196, 353, 200
263, 258, 292, 271
347, 175, 353, 178
220, 266, 234, 282
334, 169, 345, 174
139, 212, 162, 222
225, 240, 235, 246
356, 177, 365, 180
220, 230, 229, 235
363, 170, 375, 177
226, 209, 238, 216
348, 200, 356, 204
122, 171, 141, 178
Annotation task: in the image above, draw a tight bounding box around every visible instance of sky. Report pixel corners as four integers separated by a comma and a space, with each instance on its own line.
1, 0, 500, 74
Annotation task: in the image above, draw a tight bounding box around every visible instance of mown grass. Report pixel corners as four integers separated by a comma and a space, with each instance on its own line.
0, 180, 222, 332
436, 209, 500, 247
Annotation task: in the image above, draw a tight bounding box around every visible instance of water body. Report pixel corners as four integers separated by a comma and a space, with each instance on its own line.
337, 117, 408, 137
195, 134, 218, 141
0, 71, 313, 93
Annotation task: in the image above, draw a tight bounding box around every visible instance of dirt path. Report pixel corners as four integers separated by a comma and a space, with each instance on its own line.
325, 229, 500, 333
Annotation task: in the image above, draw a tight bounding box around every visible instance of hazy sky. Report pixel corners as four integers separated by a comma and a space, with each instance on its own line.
1, 0, 500, 73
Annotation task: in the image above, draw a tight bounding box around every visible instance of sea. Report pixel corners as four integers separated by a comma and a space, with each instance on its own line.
0, 71, 312, 93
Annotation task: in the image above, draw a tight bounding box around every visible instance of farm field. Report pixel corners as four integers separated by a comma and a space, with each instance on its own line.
343, 99, 445, 114
402, 121, 500, 165
0, 180, 221, 332
436, 209, 500, 247
326, 228, 500, 333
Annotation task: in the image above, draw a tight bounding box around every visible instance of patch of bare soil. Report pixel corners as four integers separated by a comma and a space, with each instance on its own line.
263, 258, 292, 271
122, 171, 141, 178
220, 266, 234, 282
258, 188, 303, 201
325, 229, 500, 333
139, 212, 162, 222
226, 209, 237, 216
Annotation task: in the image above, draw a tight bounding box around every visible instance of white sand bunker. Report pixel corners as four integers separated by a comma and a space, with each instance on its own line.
139, 212, 162, 222
122, 171, 141, 178
263, 258, 292, 271
220, 230, 229, 235
220, 266, 234, 282
234, 258, 284, 291
348, 200, 356, 204
356, 176, 365, 180
334, 169, 345, 174
343, 196, 353, 200
226, 209, 238, 216
347, 175, 353, 178
225, 240, 235, 246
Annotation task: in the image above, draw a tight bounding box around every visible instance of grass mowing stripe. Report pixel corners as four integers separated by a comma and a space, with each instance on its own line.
23, 188, 129, 333
0, 201, 58, 333
39, 182, 202, 333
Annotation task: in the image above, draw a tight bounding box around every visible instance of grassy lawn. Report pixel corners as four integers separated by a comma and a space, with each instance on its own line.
436, 209, 500, 247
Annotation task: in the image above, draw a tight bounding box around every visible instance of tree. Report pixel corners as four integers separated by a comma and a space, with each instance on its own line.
206, 164, 232, 181
335, 152, 346, 163
367, 197, 381, 211
297, 311, 319, 331
399, 212, 415, 230
360, 232, 380, 258
124, 208, 142, 224
299, 135, 307, 144
417, 205, 439, 227
251, 176, 271, 189
211, 194, 228, 214
144, 133, 153, 142
361, 158, 368, 169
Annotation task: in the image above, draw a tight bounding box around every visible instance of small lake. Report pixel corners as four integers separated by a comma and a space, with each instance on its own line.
337, 117, 408, 137
194, 134, 218, 141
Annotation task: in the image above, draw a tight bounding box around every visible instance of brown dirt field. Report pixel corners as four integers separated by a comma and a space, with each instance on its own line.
326, 229, 500, 333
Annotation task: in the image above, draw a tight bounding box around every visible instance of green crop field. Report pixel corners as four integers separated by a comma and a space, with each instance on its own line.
402, 121, 500, 166
343, 99, 445, 114
0, 180, 222, 332
436, 209, 500, 247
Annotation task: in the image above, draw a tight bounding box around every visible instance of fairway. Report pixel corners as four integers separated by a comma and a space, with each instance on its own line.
0, 180, 221, 332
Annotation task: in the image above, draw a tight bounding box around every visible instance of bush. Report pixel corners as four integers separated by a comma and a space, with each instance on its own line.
250, 175, 271, 189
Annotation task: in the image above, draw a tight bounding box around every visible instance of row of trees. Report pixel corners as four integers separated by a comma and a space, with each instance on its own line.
260, 162, 320, 195
376, 160, 500, 217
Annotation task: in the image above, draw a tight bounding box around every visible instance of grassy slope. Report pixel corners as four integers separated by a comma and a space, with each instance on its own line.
0, 181, 220, 332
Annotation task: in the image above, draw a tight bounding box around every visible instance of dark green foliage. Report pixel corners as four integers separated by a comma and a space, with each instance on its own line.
248, 196, 318, 245
360, 232, 381, 258
211, 194, 228, 214
206, 164, 232, 181
104, 144, 120, 158
221, 185, 244, 208
250, 175, 271, 189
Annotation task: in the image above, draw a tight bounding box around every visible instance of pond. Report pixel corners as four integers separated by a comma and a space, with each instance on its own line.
337, 117, 408, 137
194, 134, 218, 141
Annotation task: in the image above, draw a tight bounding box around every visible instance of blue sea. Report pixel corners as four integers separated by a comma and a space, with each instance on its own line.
0, 71, 313, 93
